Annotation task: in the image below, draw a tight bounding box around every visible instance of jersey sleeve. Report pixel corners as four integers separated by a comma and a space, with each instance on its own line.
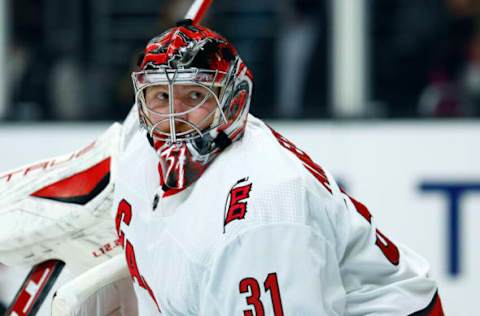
324, 185, 444, 315
199, 223, 347, 316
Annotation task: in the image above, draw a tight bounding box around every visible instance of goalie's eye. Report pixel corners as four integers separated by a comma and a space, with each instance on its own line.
144, 87, 170, 112
156, 92, 169, 101
189, 91, 203, 101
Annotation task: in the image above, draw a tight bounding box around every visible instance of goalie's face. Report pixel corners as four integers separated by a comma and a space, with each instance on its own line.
144, 84, 219, 136
132, 69, 227, 143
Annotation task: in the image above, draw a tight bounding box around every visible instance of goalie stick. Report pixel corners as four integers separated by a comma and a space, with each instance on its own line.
4, 1, 214, 315
185, 0, 213, 24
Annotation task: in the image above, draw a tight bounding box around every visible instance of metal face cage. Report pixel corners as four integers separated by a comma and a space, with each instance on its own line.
132, 68, 232, 143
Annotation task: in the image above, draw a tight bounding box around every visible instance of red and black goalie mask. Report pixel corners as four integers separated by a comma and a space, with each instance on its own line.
132, 21, 253, 194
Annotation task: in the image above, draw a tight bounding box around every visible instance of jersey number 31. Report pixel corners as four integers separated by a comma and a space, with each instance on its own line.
239, 273, 284, 316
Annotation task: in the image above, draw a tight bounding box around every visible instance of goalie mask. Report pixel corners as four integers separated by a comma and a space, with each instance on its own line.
132, 22, 253, 194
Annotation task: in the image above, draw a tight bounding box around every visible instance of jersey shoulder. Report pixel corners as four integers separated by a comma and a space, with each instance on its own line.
215, 114, 336, 199
167, 116, 342, 267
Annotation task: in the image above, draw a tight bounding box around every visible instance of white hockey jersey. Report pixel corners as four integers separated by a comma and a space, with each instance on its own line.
113, 115, 443, 315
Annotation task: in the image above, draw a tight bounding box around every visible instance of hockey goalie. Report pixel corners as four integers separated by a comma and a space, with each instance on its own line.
0, 0, 444, 315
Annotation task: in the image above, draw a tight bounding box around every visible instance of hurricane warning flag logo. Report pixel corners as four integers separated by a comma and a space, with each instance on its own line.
223, 177, 252, 232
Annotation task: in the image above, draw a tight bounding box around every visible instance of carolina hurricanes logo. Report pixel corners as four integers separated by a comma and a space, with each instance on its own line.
223, 177, 252, 232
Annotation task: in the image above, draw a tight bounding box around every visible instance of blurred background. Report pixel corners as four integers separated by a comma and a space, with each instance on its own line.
1, 0, 479, 315
3, 0, 480, 121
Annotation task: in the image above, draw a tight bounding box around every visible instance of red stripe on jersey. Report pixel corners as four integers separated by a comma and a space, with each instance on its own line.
268, 126, 331, 194
31, 157, 110, 200
409, 291, 444, 316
